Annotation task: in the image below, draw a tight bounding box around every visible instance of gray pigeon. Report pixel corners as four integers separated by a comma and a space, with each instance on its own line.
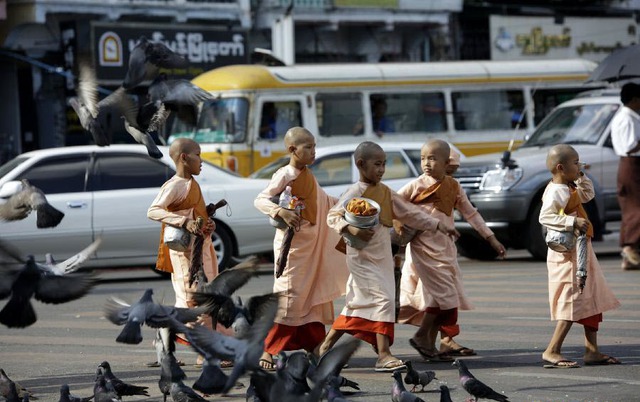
439, 384, 453, 402
148, 74, 212, 127
93, 371, 120, 402
453, 359, 509, 402
39, 237, 102, 276
169, 380, 207, 402
159, 351, 186, 402
391, 370, 425, 402
0, 179, 64, 228
122, 36, 189, 89
404, 361, 437, 392
58, 383, 93, 402
103, 288, 210, 344
98, 362, 149, 397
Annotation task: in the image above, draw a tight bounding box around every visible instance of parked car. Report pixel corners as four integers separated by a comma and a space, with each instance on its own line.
453, 89, 621, 260
0, 145, 272, 270
251, 142, 465, 196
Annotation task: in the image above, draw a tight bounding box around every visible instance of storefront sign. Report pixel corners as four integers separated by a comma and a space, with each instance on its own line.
490, 15, 637, 62
92, 22, 247, 83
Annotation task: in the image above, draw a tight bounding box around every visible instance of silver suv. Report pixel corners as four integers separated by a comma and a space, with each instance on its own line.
454, 89, 621, 260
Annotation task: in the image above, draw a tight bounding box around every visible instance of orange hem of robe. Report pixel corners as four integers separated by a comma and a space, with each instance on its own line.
332, 315, 394, 347
264, 322, 326, 355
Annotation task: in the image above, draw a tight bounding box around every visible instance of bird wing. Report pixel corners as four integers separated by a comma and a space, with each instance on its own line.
103, 297, 132, 325
77, 62, 99, 118
123, 38, 149, 89
35, 272, 95, 304
311, 338, 360, 384
51, 237, 102, 275
186, 324, 243, 361
245, 292, 280, 324
146, 42, 189, 69
198, 256, 259, 296
160, 80, 212, 106
145, 303, 206, 328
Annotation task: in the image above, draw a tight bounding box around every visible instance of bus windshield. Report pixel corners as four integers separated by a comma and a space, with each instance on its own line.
522, 103, 619, 147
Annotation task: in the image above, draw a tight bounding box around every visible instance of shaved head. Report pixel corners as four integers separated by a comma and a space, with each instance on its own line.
546, 144, 578, 172
354, 141, 384, 162
422, 139, 450, 161
169, 138, 199, 163
284, 127, 314, 147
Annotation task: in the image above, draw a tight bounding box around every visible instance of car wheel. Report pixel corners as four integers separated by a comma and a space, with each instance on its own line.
456, 234, 498, 261
212, 224, 233, 270
526, 201, 548, 261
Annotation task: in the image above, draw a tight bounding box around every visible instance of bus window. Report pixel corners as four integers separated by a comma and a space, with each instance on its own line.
369, 93, 446, 134
259, 101, 302, 141
452, 90, 526, 131
316, 93, 363, 137
532, 88, 590, 125
193, 97, 248, 143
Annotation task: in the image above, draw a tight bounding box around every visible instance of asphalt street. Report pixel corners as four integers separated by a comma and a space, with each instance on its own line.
0, 232, 638, 402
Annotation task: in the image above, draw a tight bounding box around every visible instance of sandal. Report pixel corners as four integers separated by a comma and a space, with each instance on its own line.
584, 355, 621, 366
220, 360, 234, 368
442, 346, 477, 356
259, 358, 276, 371
374, 359, 406, 372
543, 359, 580, 369
409, 339, 453, 362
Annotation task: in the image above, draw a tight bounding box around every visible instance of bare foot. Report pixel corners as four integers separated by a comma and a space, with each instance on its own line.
259, 352, 275, 370
440, 337, 476, 355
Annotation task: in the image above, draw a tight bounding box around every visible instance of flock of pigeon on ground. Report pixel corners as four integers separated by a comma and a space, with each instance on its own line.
0, 37, 512, 401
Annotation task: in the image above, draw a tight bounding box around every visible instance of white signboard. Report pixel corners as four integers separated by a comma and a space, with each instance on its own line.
490, 15, 638, 62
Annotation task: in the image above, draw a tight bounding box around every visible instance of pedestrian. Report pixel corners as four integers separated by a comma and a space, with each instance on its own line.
396, 139, 506, 361
539, 144, 621, 368
446, 148, 461, 176
254, 127, 348, 370
317, 141, 458, 372
147, 137, 218, 366
610, 82, 640, 270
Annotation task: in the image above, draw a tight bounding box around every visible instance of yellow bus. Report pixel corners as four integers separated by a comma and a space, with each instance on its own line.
167, 59, 598, 176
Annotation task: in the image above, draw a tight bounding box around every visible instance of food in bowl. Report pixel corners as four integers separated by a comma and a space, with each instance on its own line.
346, 198, 378, 216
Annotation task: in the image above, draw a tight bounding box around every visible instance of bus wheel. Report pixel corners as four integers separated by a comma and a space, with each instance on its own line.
212, 224, 234, 270
456, 233, 498, 261
526, 202, 548, 261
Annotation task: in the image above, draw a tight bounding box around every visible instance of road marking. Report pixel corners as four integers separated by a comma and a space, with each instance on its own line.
506, 316, 640, 323
500, 371, 640, 385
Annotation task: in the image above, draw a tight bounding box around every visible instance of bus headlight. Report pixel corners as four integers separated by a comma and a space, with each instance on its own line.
480, 167, 523, 192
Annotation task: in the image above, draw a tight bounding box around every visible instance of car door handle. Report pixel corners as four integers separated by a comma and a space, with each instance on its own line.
67, 201, 87, 209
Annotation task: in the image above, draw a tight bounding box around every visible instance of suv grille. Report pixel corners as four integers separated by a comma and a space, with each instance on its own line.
454, 166, 488, 192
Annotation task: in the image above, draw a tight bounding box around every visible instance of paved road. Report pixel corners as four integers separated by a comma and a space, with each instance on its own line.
0, 235, 638, 401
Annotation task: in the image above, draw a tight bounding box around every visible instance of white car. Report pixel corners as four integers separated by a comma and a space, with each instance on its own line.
251, 142, 465, 196
0, 145, 272, 270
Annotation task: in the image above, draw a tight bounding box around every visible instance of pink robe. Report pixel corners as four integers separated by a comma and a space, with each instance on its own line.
147, 176, 218, 309
539, 176, 620, 321
327, 181, 440, 324
254, 165, 348, 326
397, 175, 493, 325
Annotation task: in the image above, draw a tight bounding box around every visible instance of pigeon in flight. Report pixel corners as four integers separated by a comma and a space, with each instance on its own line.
391, 370, 425, 402
97, 362, 149, 398
148, 74, 212, 127
103, 288, 210, 344
122, 36, 189, 89
453, 359, 509, 401
404, 361, 437, 392
41, 237, 102, 276
0, 179, 64, 228
58, 384, 93, 402
121, 116, 164, 159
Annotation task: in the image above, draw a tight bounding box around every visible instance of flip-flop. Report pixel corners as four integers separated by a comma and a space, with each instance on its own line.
259, 358, 276, 371
543, 359, 580, 369
374, 359, 406, 372
584, 355, 621, 366
444, 346, 477, 356
409, 339, 454, 362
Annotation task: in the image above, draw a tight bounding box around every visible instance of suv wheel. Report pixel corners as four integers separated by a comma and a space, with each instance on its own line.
212, 224, 233, 270
456, 234, 498, 260
526, 202, 548, 260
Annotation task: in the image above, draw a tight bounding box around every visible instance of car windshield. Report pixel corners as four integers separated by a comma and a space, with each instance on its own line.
0, 156, 28, 180
250, 157, 289, 179
523, 103, 619, 147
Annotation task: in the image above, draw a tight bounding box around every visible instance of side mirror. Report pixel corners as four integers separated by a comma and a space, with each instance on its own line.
0, 181, 23, 198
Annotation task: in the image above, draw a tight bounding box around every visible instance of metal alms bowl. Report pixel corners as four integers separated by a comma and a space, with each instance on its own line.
545, 228, 577, 253
163, 225, 193, 252
343, 197, 380, 228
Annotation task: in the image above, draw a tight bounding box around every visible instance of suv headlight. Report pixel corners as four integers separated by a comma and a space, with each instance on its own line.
480, 167, 523, 191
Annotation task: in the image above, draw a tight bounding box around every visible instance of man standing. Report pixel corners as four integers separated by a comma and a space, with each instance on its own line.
610, 83, 640, 270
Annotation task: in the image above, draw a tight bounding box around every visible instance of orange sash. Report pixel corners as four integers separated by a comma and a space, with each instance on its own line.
290, 167, 317, 225
410, 176, 458, 216
156, 179, 208, 273
361, 183, 394, 227
564, 186, 594, 238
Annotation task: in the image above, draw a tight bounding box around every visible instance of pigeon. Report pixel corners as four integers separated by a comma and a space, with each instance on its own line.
325, 376, 352, 402
122, 36, 189, 89
148, 74, 212, 127
93, 371, 121, 402
0, 369, 36, 401
97, 362, 149, 397
230, 293, 281, 339
391, 370, 425, 402
404, 361, 437, 392
192, 360, 229, 396
122, 117, 164, 159
70, 62, 135, 147
0, 179, 64, 228
453, 359, 509, 402
40, 237, 102, 276
170, 379, 207, 402
0, 247, 95, 328
103, 288, 210, 344
158, 351, 186, 402
58, 384, 93, 402
439, 384, 453, 402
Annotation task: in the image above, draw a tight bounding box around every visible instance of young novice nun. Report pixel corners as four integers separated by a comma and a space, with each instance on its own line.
318, 141, 458, 372
539, 144, 621, 368
254, 127, 348, 370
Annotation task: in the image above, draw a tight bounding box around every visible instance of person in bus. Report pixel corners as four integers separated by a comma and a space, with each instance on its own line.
317, 141, 458, 372
371, 98, 395, 137
396, 139, 506, 361
259, 102, 278, 140
254, 127, 348, 370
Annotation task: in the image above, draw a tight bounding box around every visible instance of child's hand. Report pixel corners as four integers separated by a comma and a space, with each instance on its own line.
437, 221, 460, 239
574, 217, 590, 233
392, 219, 404, 236
278, 208, 301, 228
347, 225, 375, 242
486, 235, 507, 259
184, 219, 202, 235
202, 218, 216, 237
